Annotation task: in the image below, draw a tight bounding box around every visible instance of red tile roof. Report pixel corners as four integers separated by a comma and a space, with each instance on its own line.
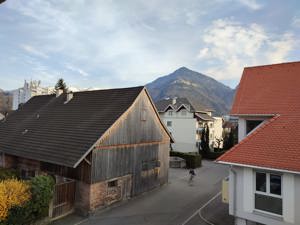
217, 61, 300, 173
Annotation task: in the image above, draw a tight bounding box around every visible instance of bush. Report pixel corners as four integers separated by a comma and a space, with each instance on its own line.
205, 150, 227, 160
2, 175, 55, 225
0, 168, 19, 181
0, 179, 31, 222
29, 175, 55, 219
170, 151, 202, 168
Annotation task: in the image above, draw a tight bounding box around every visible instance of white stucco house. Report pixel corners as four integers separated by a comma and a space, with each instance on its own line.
217, 62, 300, 225
156, 97, 223, 152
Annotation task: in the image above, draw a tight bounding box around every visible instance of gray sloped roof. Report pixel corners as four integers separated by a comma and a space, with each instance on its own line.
0, 86, 144, 168
195, 112, 214, 121
155, 98, 195, 112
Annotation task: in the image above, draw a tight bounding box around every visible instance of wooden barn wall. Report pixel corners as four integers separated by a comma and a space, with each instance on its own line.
97, 90, 169, 146
91, 90, 170, 195
92, 143, 169, 196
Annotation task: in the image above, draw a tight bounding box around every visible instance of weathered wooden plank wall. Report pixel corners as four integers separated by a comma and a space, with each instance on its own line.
97, 90, 167, 146
91, 90, 170, 196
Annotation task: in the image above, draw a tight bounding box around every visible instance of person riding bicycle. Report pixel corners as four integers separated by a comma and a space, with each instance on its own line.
189, 168, 196, 184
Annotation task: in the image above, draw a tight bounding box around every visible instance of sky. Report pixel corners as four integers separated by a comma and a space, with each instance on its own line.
0, 0, 299, 90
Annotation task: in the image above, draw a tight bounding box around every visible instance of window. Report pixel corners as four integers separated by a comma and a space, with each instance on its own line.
270, 174, 281, 195
255, 172, 282, 215
246, 120, 263, 134
167, 121, 172, 127
141, 108, 147, 121
108, 180, 118, 187
20, 169, 36, 179
168, 110, 173, 116
181, 110, 187, 116
256, 172, 266, 192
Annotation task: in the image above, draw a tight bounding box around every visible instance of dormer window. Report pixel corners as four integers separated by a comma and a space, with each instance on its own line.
168, 110, 173, 116
246, 120, 263, 134
181, 109, 187, 116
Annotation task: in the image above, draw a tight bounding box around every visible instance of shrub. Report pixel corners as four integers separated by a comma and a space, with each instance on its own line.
29, 175, 55, 219
170, 151, 202, 168
2, 175, 55, 225
0, 168, 19, 181
0, 179, 31, 221
205, 150, 227, 160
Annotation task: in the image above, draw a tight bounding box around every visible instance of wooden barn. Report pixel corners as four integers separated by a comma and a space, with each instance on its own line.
0, 86, 173, 218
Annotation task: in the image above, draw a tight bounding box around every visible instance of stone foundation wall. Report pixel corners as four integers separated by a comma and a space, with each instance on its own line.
90, 181, 107, 210
75, 174, 132, 215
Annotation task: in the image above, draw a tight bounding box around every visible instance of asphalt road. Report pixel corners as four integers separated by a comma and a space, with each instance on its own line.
53, 160, 230, 225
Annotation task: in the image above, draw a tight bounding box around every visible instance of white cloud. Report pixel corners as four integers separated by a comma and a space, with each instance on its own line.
4, 0, 204, 86
1, 0, 297, 90
236, 0, 263, 10
292, 16, 300, 28
20, 44, 48, 58
65, 64, 89, 77
198, 19, 295, 80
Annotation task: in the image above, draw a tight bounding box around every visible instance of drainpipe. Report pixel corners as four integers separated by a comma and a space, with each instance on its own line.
230, 165, 237, 218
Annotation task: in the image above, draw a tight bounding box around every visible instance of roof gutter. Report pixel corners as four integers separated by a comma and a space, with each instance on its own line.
230, 114, 276, 117
217, 161, 300, 175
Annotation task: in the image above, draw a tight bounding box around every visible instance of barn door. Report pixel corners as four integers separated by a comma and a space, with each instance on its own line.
50, 179, 76, 219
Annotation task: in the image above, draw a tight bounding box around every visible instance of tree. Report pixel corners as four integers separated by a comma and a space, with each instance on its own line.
54, 78, 67, 92
223, 126, 238, 150
215, 137, 223, 151
200, 124, 210, 156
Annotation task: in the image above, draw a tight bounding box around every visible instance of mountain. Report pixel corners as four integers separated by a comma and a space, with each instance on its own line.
146, 67, 235, 116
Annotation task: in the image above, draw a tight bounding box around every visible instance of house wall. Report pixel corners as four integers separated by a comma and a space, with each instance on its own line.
230, 166, 300, 225
160, 110, 197, 153
211, 117, 223, 148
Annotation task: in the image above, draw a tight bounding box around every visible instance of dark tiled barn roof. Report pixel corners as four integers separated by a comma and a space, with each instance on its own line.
0, 86, 144, 168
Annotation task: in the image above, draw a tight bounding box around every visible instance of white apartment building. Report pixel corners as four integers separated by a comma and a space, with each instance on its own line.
12, 80, 51, 110
156, 97, 223, 153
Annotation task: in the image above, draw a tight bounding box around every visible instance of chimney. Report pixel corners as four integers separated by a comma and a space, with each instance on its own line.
56, 89, 63, 97
172, 97, 177, 105
64, 91, 73, 104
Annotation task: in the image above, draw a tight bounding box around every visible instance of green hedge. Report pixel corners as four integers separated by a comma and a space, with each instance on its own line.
204, 150, 227, 160
0, 168, 19, 181
3, 175, 55, 225
170, 151, 202, 168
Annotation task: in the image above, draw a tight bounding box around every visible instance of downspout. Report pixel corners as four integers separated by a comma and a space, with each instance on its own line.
230, 165, 237, 218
